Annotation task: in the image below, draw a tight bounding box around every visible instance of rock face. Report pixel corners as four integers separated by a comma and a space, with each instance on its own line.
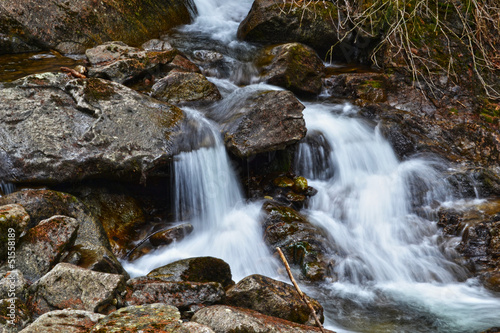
0, 189, 127, 276
125, 277, 225, 311
0, 204, 30, 258
86, 41, 201, 85
0, 270, 29, 301
262, 201, 334, 282
237, 0, 342, 55
225, 274, 324, 326
215, 89, 306, 158
149, 223, 194, 247
28, 263, 126, 317
19, 309, 104, 333
147, 257, 233, 288
192, 305, 334, 333
0, 0, 196, 54
10, 216, 79, 282
89, 303, 184, 333
257, 43, 325, 96
0, 73, 185, 185
151, 72, 222, 105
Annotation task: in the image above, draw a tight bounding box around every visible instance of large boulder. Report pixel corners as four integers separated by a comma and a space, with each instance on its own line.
225, 274, 324, 326
237, 0, 343, 55
0, 204, 30, 259
27, 263, 126, 317
214, 89, 306, 158
192, 305, 334, 333
86, 41, 200, 85
0, 189, 127, 276
257, 43, 325, 96
151, 72, 222, 105
6, 216, 79, 282
89, 303, 185, 333
19, 309, 104, 333
147, 257, 233, 288
0, 73, 185, 184
125, 277, 225, 312
0, 0, 196, 54
262, 201, 335, 282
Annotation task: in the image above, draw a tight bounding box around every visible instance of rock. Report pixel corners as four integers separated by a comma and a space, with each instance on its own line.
149, 223, 194, 247
214, 89, 306, 158
86, 41, 200, 85
183, 322, 216, 333
151, 72, 222, 105
323, 73, 387, 104
27, 263, 126, 317
237, 0, 343, 55
225, 274, 324, 326
262, 201, 334, 282
9, 216, 79, 283
125, 277, 225, 311
76, 187, 147, 259
89, 303, 184, 333
0, 204, 30, 259
0, 270, 29, 301
292, 177, 308, 193
0, 189, 127, 276
257, 43, 325, 96
0, 0, 195, 54
192, 305, 334, 333
19, 309, 104, 333
142, 39, 175, 52
0, 73, 185, 184
147, 257, 233, 288
0, 298, 31, 332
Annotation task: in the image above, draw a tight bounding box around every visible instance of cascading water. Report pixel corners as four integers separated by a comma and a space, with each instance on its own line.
125, 0, 500, 331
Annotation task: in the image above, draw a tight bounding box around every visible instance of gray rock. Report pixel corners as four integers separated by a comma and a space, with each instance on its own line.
0, 73, 185, 184
10, 216, 79, 282
226, 274, 324, 326
142, 39, 175, 52
0, 204, 30, 259
0, 298, 31, 332
89, 303, 185, 333
215, 89, 306, 158
0, 270, 28, 301
125, 277, 225, 310
151, 72, 222, 105
28, 263, 126, 317
19, 309, 104, 333
147, 257, 233, 288
192, 305, 334, 333
183, 322, 216, 333
258, 43, 325, 96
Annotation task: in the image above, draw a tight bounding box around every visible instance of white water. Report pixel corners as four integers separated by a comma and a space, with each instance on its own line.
125, 0, 500, 331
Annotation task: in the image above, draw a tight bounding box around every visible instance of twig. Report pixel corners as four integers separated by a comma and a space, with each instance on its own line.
276, 247, 326, 333
60, 67, 86, 79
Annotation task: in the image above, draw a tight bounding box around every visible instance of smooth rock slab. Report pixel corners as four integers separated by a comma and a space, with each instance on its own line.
192, 305, 335, 333
28, 263, 126, 317
225, 274, 324, 326
19, 309, 104, 333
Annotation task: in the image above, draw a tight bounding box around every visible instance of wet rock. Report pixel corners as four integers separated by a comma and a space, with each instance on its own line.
257, 43, 325, 96
0, 298, 31, 332
86, 41, 200, 85
149, 223, 194, 247
215, 90, 306, 158
323, 73, 387, 104
28, 263, 126, 317
0, 270, 29, 301
125, 277, 225, 311
225, 274, 324, 326
192, 305, 334, 333
262, 201, 334, 282
237, 0, 343, 55
183, 322, 216, 333
147, 257, 233, 288
89, 303, 184, 333
0, 204, 30, 258
151, 72, 221, 105
0, 189, 127, 276
0, 73, 185, 184
19, 309, 104, 333
0, 0, 195, 54
9, 216, 78, 283
142, 39, 175, 52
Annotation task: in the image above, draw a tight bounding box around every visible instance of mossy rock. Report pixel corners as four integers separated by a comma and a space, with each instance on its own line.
0, 204, 30, 259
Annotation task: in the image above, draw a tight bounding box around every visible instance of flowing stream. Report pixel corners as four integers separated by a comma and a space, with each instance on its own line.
126, 0, 500, 331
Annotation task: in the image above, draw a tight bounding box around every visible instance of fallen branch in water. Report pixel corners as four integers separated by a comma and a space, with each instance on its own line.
276, 247, 326, 333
